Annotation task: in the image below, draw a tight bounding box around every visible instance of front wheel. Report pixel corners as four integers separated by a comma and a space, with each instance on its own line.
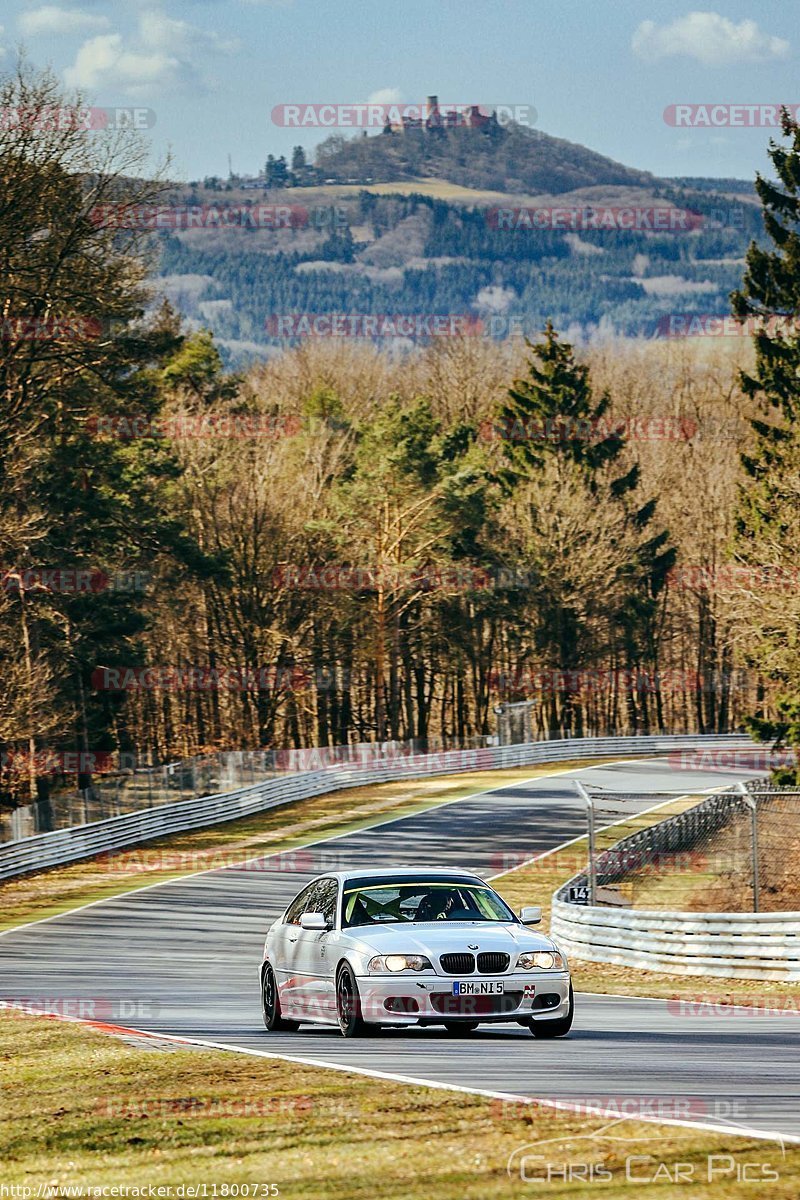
336, 964, 374, 1038
527, 984, 574, 1039
261, 963, 299, 1032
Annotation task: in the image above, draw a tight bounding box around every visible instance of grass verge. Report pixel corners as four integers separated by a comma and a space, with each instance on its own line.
0, 758, 614, 934
627, 797, 800, 914
1, 1009, 797, 1198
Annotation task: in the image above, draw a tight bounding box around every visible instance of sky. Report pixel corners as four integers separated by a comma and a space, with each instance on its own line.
1, 1, 797, 183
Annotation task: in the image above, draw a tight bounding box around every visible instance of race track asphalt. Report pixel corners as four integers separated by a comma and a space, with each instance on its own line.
1, 756, 797, 1141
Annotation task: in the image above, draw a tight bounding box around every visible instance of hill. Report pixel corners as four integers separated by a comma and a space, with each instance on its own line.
312, 120, 655, 195
152, 121, 764, 365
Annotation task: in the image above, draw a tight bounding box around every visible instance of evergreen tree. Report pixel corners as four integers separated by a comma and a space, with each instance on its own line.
265, 155, 289, 188
731, 110, 800, 778
496, 325, 674, 734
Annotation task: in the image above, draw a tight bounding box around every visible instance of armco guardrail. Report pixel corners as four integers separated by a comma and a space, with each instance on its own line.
550, 898, 800, 981
0, 734, 755, 882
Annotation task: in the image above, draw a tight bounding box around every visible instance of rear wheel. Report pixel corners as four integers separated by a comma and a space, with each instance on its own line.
527, 983, 574, 1038
336, 963, 374, 1038
444, 1021, 479, 1036
261, 963, 299, 1032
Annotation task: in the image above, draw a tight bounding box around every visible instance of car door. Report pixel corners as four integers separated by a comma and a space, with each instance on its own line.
293, 877, 340, 1022
273, 881, 315, 1015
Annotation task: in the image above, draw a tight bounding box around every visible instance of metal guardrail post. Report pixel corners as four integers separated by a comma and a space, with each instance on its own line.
575, 780, 596, 905
736, 781, 759, 914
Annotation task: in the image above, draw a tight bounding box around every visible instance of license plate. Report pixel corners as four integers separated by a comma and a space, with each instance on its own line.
452, 980, 504, 996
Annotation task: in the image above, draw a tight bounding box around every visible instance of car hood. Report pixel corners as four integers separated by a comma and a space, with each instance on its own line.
342, 921, 557, 957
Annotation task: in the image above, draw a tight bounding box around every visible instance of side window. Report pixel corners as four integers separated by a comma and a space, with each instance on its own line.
285, 883, 314, 925
316, 879, 339, 927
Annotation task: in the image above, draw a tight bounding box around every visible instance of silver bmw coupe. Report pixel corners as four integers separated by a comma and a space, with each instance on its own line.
261, 867, 573, 1038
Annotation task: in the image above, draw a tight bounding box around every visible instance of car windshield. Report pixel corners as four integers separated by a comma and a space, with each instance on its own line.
342, 878, 516, 927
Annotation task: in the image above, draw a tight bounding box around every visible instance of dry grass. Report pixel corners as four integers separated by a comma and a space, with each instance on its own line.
1, 1009, 796, 1198
607, 795, 800, 915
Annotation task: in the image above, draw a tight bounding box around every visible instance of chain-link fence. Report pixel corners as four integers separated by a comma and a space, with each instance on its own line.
562, 782, 800, 914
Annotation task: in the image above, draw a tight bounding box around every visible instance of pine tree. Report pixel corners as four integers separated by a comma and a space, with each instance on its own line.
731, 109, 800, 778
496, 324, 674, 735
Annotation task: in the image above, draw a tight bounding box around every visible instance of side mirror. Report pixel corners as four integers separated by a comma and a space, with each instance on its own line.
300, 911, 329, 931
520, 905, 542, 925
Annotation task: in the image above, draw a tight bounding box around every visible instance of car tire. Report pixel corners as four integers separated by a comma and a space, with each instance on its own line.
444, 1021, 479, 1035
261, 963, 300, 1032
336, 963, 374, 1038
527, 983, 574, 1038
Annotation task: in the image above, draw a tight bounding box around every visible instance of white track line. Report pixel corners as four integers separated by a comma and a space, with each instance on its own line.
1, 1000, 794, 1147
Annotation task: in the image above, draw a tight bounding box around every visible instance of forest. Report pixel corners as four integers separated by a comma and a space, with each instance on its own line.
157, 185, 764, 361
2, 65, 800, 806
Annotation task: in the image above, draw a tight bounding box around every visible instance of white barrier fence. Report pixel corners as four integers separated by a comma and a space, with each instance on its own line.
0, 734, 754, 882
550, 898, 800, 981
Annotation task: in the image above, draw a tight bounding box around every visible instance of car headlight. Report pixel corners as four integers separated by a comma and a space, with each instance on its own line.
517, 950, 566, 971
367, 954, 433, 973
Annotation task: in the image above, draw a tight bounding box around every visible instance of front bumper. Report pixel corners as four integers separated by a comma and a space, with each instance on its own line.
355, 972, 571, 1024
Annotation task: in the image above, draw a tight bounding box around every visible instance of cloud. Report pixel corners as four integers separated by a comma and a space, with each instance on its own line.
64, 33, 181, 93
139, 10, 239, 55
367, 87, 403, 106
19, 6, 111, 37
632, 11, 790, 65
63, 9, 239, 96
